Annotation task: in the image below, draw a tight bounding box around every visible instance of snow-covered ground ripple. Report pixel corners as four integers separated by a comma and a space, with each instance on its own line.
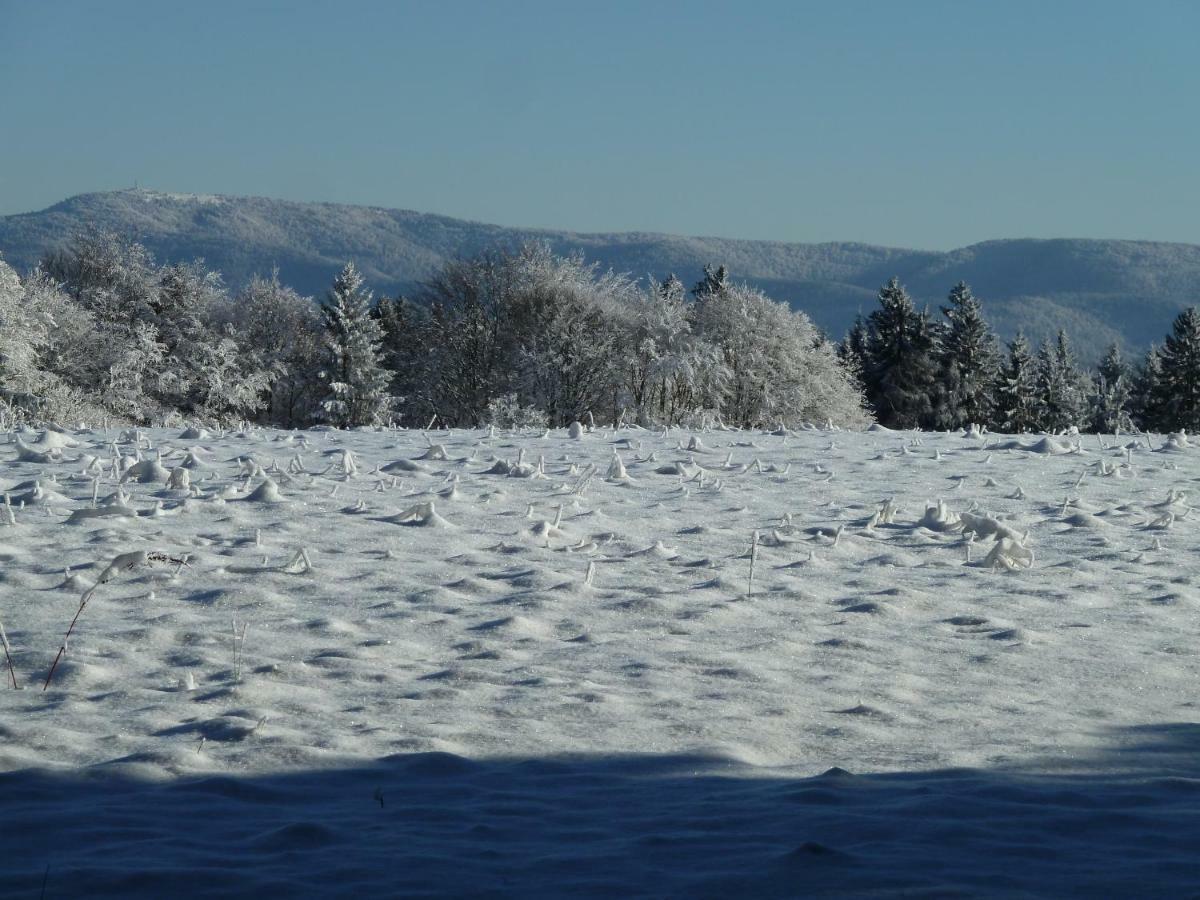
1, 423, 1198, 896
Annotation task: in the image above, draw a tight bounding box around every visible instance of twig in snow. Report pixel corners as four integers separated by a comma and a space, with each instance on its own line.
747, 530, 759, 597
0, 617, 18, 689
43, 593, 91, 691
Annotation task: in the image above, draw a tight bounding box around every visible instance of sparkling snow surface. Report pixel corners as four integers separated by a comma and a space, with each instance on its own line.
2, 424, 1199, 897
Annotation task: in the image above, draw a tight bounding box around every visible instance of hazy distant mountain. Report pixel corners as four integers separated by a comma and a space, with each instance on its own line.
4, 188, 1200, 363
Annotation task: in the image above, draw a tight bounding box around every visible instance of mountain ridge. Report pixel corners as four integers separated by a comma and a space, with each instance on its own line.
4, 189, 1199, 363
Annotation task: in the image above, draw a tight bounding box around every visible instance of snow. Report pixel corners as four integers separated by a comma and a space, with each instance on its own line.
2, 423, 1199, 896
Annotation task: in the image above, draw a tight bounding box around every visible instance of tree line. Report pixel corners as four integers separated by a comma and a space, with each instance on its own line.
0, 232, 867, 430
839, 277, 1200, 434
2, 230, 1197, 433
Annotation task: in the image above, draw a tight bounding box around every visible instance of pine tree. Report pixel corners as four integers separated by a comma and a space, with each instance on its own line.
936, 281, 999, 429
691, 264, 729, 301
1089, 343, 1133, 433
838, 314, 871, 390
1035, 330, 1087, 432
1132, 343, 1165, 432
320, 262, 392, 427
993, 332, 1040, 433
863, 277, 939, 429
1152, 306, 1200, 432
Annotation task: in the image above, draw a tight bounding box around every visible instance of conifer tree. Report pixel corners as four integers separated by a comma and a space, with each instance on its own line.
863, 277, 939, 429
1035, 330, 1087, 432
1132, 343, 1165, 432
1152, 306, 1200, 432
1089, 343, 1133, 434
992, 332, 1039, 433
691, 264, 729, 301
320, 262, 392, 427
838, 314, 870, 390
936, 281, 999, 429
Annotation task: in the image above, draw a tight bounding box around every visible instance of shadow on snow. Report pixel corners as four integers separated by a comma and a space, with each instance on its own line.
4, 723, 1200, 898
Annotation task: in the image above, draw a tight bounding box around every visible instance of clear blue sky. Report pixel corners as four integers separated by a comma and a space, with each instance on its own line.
1, 0, 1196, 249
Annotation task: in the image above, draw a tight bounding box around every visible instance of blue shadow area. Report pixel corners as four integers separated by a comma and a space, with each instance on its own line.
4, 724, 1200, 898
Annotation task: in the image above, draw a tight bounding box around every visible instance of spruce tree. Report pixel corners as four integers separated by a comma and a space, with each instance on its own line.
863, 277, 939, 429
1089, 343, 1133, 434
838, 314, 870, 389
1035, 330, 1087, 432
1152, 306, 1200, 432
691, 264, 729, 301
994, 332, 1040, 433
1132, 343, 1165, 432
320, 262, 392, 427
936, 281, 999, 429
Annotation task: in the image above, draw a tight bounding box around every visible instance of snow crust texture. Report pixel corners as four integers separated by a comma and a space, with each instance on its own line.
1, 424, 1199, 896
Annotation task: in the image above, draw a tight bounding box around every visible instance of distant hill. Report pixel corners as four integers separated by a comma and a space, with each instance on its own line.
3, 189, 1200, 364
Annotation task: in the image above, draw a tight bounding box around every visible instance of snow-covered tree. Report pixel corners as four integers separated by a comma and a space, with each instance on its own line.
0, 259, 111, 423
993, 332, 1040, 433
863, 278, 940, 429
1035, 330, 1087, 432
43, 228, 159, 330
320, 262, 392, 427
23, 268, 108, 393
691, 264, 729, 301
690, 280, 868, 428
1131, 343, 1166, 432
374, 295, 432, 425
232, 271, 326, 427
39, 230, 261, 424
500, 246, 632, 426
0, 257, 41, 398
420, 251, 518, 426
838, 314, 870, 390
1151, 306, 1200, 432
186, 331, 274, 423
39, 231, 167, 420
935, 281, 999, 429
1089, 343, 1133, 433
420, 245, 634, 427
623, 274, 715, 425
105, 321, 168, 422
153, 260, 248, 418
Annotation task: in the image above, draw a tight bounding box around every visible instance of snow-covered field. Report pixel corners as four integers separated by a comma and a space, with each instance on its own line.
2, 423, 1199, 897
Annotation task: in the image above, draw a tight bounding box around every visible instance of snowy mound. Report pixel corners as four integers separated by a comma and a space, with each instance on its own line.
994, 436, 1075, 455
381, 458, 426, 473
1161, 432, 1191, 451
240, 478, 287, 503
120, 458, 170, 484
1026, 436, 1076, 455
31, 429, 80, 450
382, 500, 451, 527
